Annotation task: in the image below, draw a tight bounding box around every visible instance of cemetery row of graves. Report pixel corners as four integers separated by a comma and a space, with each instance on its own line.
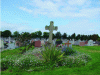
0, 37, 100, 50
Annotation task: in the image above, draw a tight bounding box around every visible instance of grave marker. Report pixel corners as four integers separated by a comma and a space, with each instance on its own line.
87, 40, 94, 46
35, 40, 41, 47
79, 42, 85, 46
65, 41, 71, 47
45, 21, 58, 46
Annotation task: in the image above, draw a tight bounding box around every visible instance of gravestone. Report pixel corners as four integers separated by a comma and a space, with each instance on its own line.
71, 39, 75, 44
93, 41, 100, 46
87, 40, 94, 46
41, 40, 45, 46
64, 41, 72, 48
53, 40, 55, 46
8, 36, 11, 43
35, 40, 41, 47
74, 39, 81, 45
79, 42, 85, 46
62, 39, 67, 43
45, 21, 58, 46
7, 43, 16, 49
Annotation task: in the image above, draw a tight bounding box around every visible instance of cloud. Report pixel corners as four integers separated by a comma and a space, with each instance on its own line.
18, 0, 100, 18
19, 7, 33, 13
1, 21, 37, 34
68, 0, 87, 6
57, 19, 100, 36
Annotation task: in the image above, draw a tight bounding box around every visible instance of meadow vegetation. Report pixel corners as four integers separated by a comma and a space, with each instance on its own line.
1, 45, 100, 75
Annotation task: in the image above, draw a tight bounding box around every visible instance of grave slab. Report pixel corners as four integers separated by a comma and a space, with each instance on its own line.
35, 40, 41, 47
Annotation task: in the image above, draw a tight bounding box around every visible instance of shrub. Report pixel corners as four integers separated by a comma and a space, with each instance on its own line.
1, 58, 15, 71
62, 47, 77, 56
56, 39, 61, 41
14, 54, 44, 70
63, 53, 92, 67
63, 56, 87, 67
39, 45, 65, 67
77, 53, 92, 62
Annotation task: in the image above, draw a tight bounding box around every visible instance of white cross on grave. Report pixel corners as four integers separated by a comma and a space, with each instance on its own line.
45, 21, 58, 46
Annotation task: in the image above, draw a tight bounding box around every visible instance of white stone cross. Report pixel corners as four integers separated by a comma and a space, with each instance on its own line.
45, 21, 58, 45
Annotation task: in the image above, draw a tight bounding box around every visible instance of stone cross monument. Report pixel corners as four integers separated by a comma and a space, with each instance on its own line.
45, 21, 58, 46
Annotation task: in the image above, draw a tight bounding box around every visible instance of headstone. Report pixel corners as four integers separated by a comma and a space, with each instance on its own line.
87, 40, 94, 46
35, 40, 41, 47
41, 40, 45, 46
53, 40, 56, 46
64, 41, 72, 48
79, 42, 85, 46
7, 43, 16, 49
8, 36, 11, 43
62, 39, 67, 43
74, 39, 81, 45
85, 41, 88, 44
93, 41, 100, 46
72, 39, 75, 44
45, 21, 58, 46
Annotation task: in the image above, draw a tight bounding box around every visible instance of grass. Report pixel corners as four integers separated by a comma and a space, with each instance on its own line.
1, 45, 100, 75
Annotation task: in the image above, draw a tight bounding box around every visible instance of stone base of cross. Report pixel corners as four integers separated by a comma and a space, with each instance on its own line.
45, 21, 58, 46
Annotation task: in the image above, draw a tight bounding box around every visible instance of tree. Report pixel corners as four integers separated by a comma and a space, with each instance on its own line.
91, 34, 99, 41
31, 32, 37, 38
3, 30, 11, 37
16, 32, 31, 53
76, 34, 81, 40
0, 31, 2, 36
97, 37, 100, 41
37, 31, 42, 39
67, 35, 71, 40
13, 31, 20, 38
33, 31, 42, 39
62, 33, 67, 39
43, 32, 49, 40
71, 33, 76, 39
52, 33, 55, 40
55, 32, 62, 39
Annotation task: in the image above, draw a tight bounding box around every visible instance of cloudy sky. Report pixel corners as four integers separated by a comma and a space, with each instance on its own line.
1, 0, 100, 36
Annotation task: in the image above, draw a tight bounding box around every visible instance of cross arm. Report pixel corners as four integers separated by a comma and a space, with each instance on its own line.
54, 26, 58, 31
45, 25, 49, 30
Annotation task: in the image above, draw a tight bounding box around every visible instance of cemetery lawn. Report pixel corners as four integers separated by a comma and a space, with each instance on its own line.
1, 46, 100, 75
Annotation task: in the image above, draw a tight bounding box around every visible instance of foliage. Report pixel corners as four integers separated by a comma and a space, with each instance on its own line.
2, 30, 11, 37
13, 31, 20, 38
62, 47, 77, 56
55, 32, 62, 39
43, 32, 49, 40
91, 34, 99, 41
97, 37, 100, 41
56, 39, 61, 41
71, 33, 76, 39
39, 45, 65, 66
16, 32, 31, 53
63, 53, 92, 67
62, 33, 67, 39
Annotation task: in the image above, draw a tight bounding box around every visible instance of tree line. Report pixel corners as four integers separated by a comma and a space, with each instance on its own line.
0, 30, 100, 41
